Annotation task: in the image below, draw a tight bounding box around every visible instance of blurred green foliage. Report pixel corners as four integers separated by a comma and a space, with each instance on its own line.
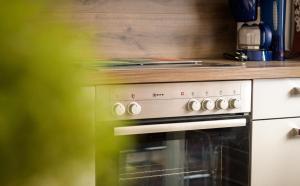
0, 1, 124, 186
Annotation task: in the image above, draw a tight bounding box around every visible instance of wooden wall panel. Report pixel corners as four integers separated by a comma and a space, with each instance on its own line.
57, 0, 236, 59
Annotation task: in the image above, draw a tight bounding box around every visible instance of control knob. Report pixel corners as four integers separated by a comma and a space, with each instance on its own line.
188, 99, 201, 111
113, 102, 126, 116
229, 98, 241, 109
215, 98, 229, 110
202, 99, 214, 111
127, 102, 142, 115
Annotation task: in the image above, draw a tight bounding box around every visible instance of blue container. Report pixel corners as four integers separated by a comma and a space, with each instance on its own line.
261, 0, 286, 61
242, 50, 273, 61
228, 0, 258, 22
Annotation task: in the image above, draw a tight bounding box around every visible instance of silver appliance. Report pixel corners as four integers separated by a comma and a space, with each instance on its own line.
238, 24, 262, 50
96, 80, 252, 186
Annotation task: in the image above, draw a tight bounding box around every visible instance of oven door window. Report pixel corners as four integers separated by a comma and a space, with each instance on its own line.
118, 126, 249, 186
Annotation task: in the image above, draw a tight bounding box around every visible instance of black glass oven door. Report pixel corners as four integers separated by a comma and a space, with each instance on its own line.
116, 118, 249, 186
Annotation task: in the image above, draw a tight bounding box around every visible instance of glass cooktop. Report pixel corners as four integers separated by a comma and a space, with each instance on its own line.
91, 59, 245, 69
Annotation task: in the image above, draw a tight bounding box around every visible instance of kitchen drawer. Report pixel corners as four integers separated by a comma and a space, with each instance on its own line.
251, 118, 300, 186
253, 78, 300, 120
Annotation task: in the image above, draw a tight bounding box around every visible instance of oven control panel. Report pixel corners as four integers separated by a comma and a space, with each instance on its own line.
96, 80, 252, 120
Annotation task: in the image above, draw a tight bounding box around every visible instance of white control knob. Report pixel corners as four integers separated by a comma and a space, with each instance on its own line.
188, 99, 201, 111
127, 102, 142, 115
202, 99, 214, 111
215, 98, 229, 110
229, 98, 241, 109
113, 102, 126, 116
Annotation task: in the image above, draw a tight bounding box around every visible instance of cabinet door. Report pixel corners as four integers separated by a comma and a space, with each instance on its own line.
253, 78, 300, 120
80, 86, 96, 186
252, 118, 300, 186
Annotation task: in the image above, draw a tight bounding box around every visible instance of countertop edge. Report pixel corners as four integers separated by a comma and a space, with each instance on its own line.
85, 62, 300, 85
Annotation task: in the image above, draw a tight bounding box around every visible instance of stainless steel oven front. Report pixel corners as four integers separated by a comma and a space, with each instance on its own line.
96, 80, 252, 186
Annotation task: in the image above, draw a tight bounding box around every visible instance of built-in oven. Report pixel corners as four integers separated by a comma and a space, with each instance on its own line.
96, 80, 252, 186
116, 116, 249, 186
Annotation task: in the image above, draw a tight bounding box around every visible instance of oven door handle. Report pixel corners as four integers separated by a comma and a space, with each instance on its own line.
114, 118, 247, 136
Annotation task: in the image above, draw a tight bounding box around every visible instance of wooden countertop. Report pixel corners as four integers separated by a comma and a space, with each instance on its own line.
86, 60, 300, 85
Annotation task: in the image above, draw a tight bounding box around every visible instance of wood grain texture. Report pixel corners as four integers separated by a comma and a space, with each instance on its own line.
85, 61, 300, 85
55, 0, 236, 59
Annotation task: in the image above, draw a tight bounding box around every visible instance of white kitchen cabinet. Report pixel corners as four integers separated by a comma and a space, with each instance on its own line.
82, 86, 96, 124
252, 78, 300, 186
251, 118, 300, 186
79, 86, 96, 186
253, 78, 300, 120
